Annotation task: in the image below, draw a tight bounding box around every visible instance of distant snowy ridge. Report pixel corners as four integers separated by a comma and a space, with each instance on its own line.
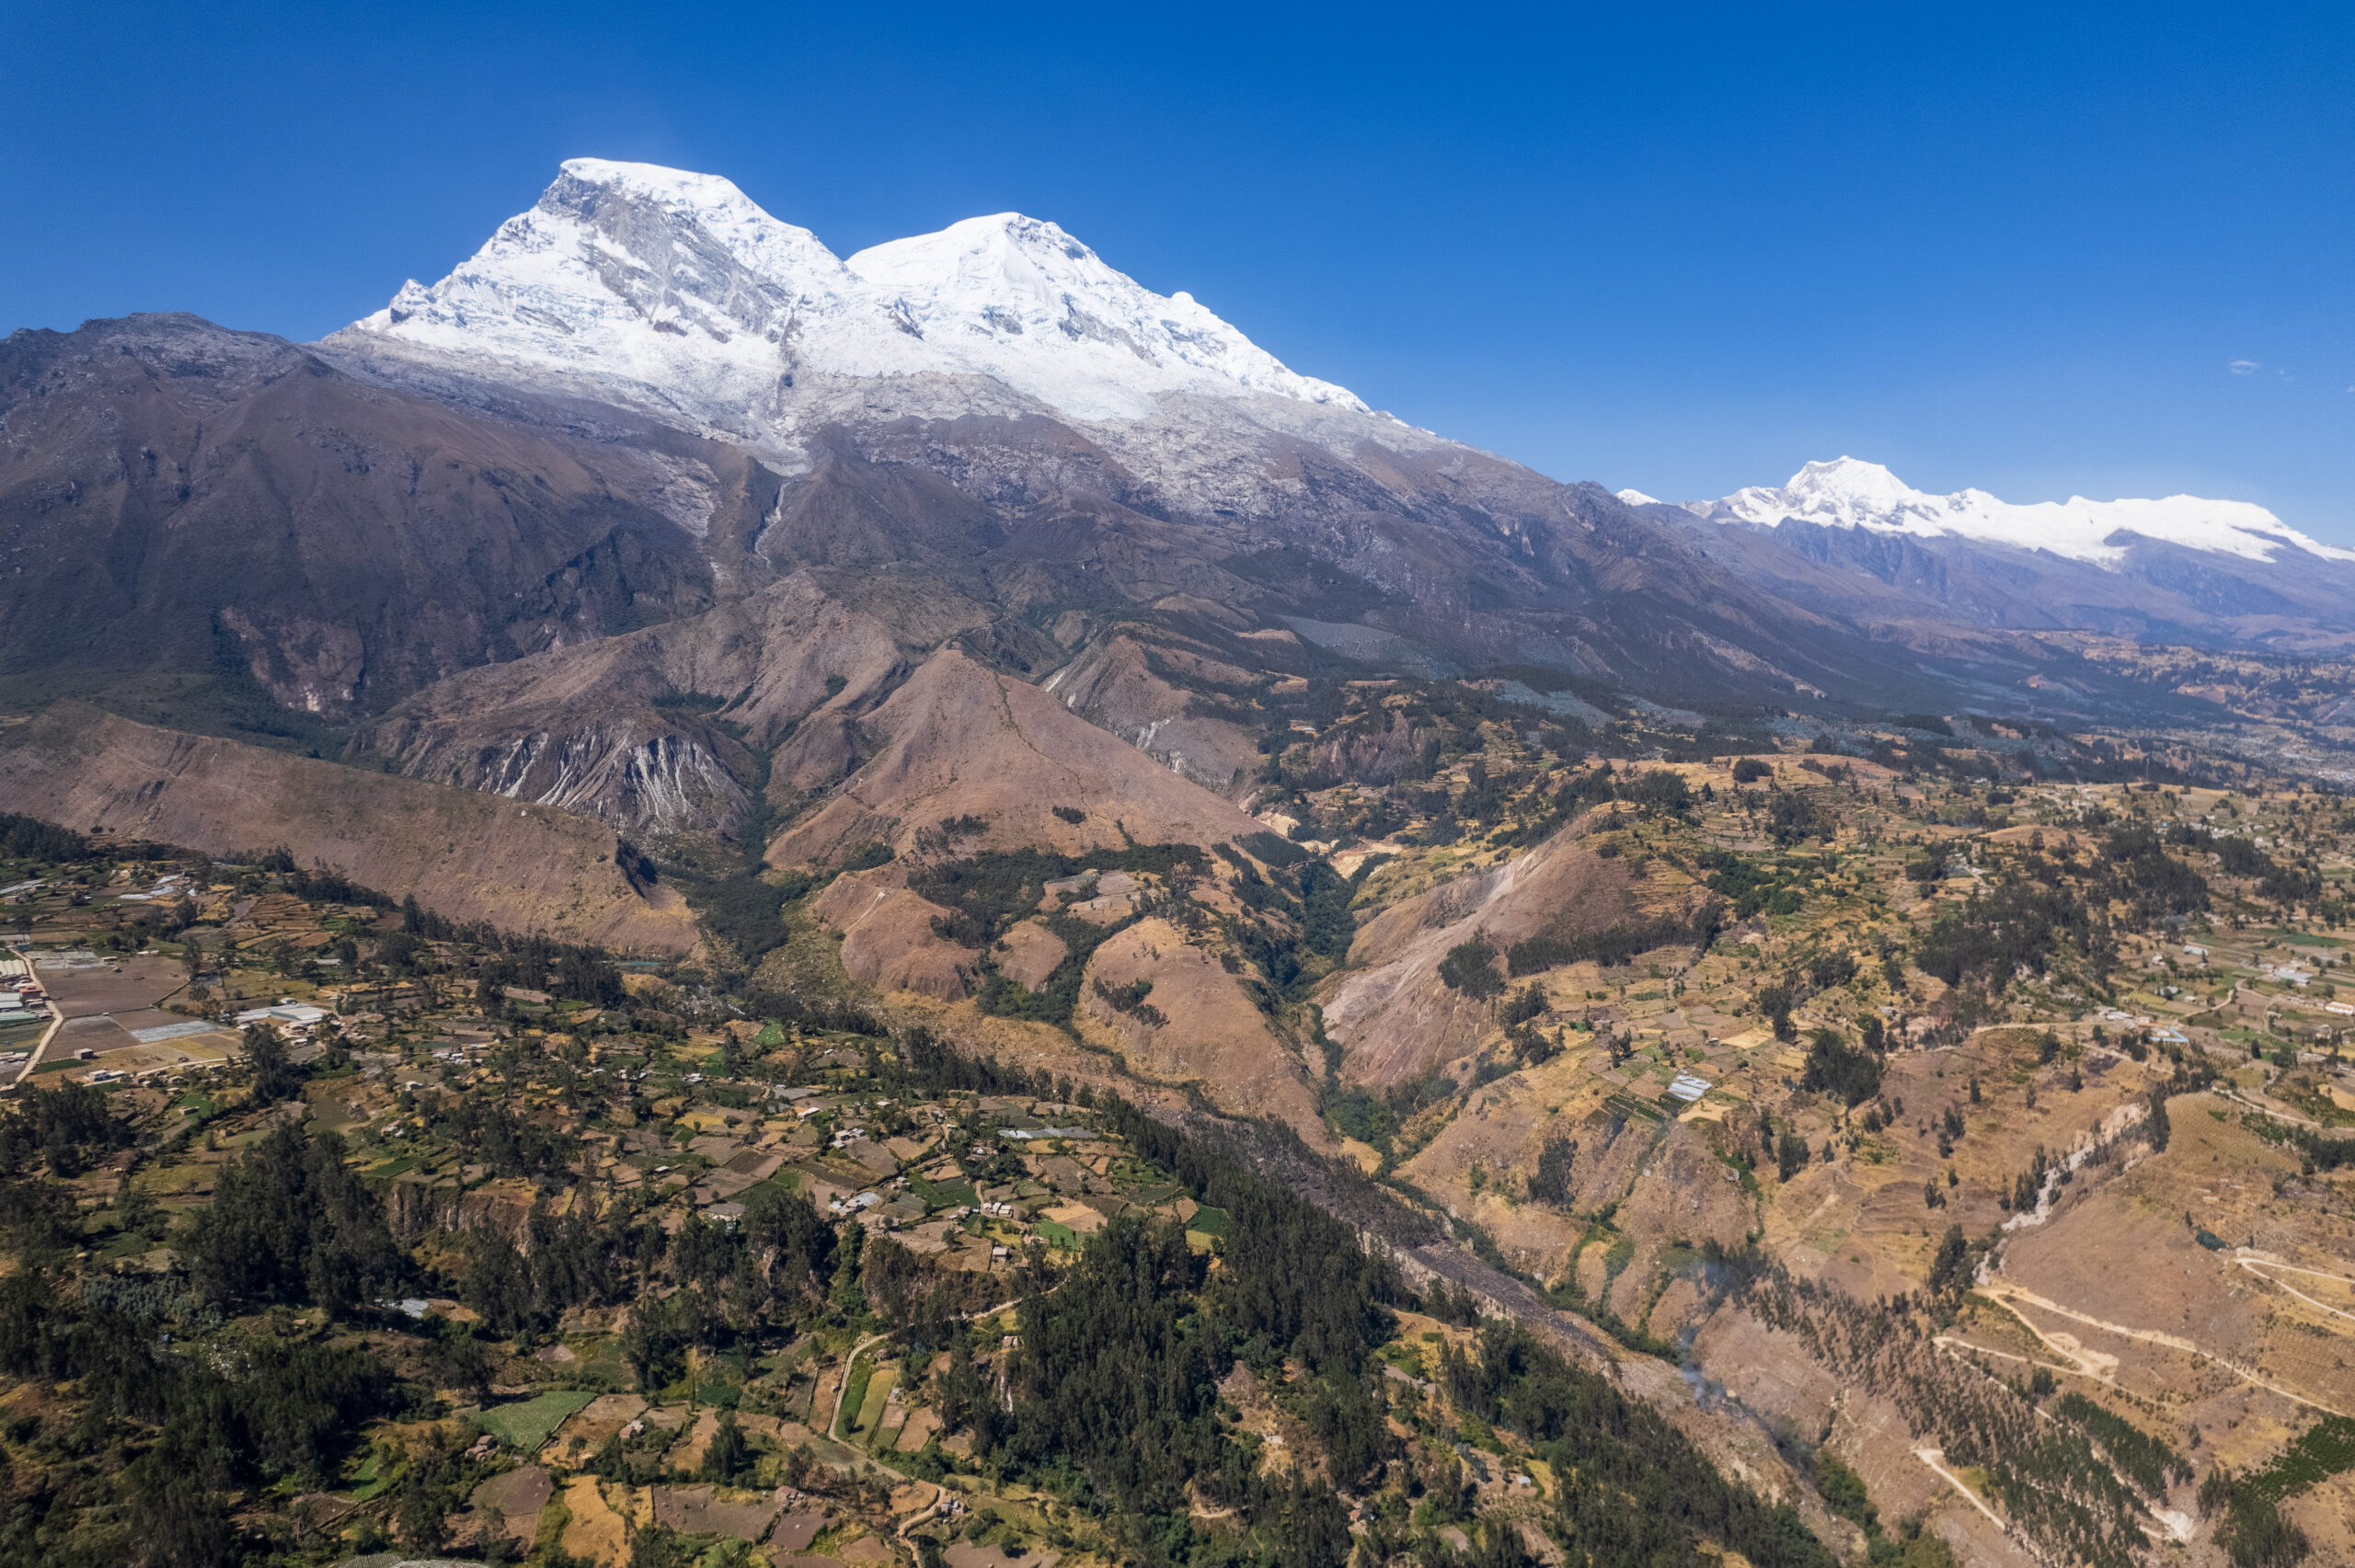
1661, 457, 2353, 567
339, 158, 1364, 425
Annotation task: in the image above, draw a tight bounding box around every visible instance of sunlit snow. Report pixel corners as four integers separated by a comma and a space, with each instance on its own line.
1686, 457, 2352, 568
342, 158, 1363, 426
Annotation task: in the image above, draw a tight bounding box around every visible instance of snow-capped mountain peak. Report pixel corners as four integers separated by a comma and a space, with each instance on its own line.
1775, 457, 1930, 517
336, 159, 1361, 427
845, 214, 1364, 416
1681, 456, 2352, 567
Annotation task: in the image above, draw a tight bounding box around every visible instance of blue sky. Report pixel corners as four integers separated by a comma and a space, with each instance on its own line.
7, 1, 2351, 539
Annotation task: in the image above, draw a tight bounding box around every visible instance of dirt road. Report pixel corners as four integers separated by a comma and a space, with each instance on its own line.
1913, 1448, 2010, 1533
830, 1295, 1028, 1441
1980, 1276, 2349, 1418
2237, 1255, 2355, 1326
6, 951, 57, 1087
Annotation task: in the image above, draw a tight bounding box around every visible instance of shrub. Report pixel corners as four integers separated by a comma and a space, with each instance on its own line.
1438, 937, 1504, 1000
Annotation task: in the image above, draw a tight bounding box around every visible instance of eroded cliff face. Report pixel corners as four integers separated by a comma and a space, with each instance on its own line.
764, 648, 1268, 868
358, 717, 754, 839
345, 569, 1011, 835
1041, 630, 1261, 794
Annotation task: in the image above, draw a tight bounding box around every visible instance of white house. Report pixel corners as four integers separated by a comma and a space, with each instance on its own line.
234, 1001, 330, 1030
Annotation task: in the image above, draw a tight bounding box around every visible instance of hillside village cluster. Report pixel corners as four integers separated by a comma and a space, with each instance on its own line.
0, 720, 2351, 1568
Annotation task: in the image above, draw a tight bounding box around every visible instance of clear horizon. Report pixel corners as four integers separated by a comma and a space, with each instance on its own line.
6, 0, 2349, 541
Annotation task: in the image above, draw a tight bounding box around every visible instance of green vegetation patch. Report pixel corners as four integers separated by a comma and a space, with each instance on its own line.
475, 1388, 597, 1452
833, 1359, 874, 1441
2052, 1392, 2188, 1499
904, 1173, 976, 1210
342, 1448, 393, 1502
2244, 1413, 2355, 1501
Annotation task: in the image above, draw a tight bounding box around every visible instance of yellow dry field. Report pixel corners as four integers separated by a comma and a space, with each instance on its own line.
557, 1476, 629, 1566
665, 1408, 718, 1475
849, 1367, 899, 1446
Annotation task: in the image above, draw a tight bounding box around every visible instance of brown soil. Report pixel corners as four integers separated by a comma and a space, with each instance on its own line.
813, 868, 973, 1000
666, 1408, 718, 1473
1078, 917, 1324, 1139
1324, 819, 1644, 1086
548, 1393, 647, 1456
356, 570, 995, 834
557, 1475, 630, 1564
765, 650, 1264, 868
769, 1509, 834, 1551
994, 921, 1067, 989
0, 704, 695, 951
649, 1482, 780, 1540
456, 1463, 553, 1544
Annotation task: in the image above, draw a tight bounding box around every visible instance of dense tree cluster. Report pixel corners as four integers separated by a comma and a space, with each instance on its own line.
1741, 1264, 2158, 1568
1528, 1132, 1575, 1207
1799, 1026, 1884, 1106
936, 1095, 1413, 1563
1505, 901, 1725, 979
0, 1269, 397, 1568
2094, 826, 2210, 921
2052, 1391, 2189, 1499
0, 1081, 133, 1178
1441, 1320, 1832, 1568
0, 812, 91, 863
1913, 879, 2092, 988
1439, 936, 1505, 999
427, 1097, 580, 1181
457, 1201, 668, 1338
182, 1125, 408, 1315
2200, 1465, 2313, 1568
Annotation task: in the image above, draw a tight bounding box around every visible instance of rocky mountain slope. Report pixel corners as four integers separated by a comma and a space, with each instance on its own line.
0, 312, 732, 727
314, 160, 1980, 709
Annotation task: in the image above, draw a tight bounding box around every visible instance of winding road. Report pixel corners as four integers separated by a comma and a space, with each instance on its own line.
2236, 1255, 2355, 1326
829, 1294, 1028, 1441
1976, 1276, 2349, 1419
1913, 1448, 2009, 1534
5, 951, 57, 1088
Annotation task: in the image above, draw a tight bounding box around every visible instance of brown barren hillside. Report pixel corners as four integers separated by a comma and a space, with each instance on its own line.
1077, 916, 1326, 1138
0, 315, 726, 720
766, 649, 1267, 867
0, 704, 695, 951
1323, 817, 1652, 1086
350, 569, 1024, 835
810, 866, 974, 1000
1042, 625, 1264, 793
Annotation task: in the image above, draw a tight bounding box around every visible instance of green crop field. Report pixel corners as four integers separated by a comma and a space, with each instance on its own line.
475, 1389, 597, 1453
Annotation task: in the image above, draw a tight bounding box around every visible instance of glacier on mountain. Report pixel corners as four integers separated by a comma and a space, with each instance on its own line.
1671, 457, 2354, 567
339, 158, 1363, 427
337, 160, 2344, 581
